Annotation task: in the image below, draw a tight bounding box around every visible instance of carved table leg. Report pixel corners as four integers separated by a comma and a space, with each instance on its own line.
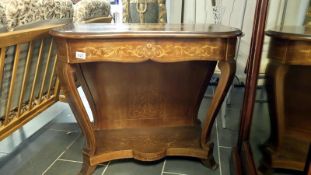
57, 62, 97, 174
79, 164, 96, 175
262, 61, 311, 172
261, 61, 289, 173
265, 61, 288, 150
201, 142, 218, 170
201, 60, 236, 169
79, 153, 97, 175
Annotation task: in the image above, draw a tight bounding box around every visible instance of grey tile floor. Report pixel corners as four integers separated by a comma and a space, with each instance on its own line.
0, 87, 244, 175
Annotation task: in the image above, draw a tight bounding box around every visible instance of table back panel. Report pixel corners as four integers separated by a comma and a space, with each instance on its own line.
79, 60, 216, 129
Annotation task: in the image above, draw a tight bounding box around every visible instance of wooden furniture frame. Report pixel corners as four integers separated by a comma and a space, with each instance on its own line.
0, 24, 63, 140
50, 23, 242, 175
0, 18, 113, 141
304, 145, 311, 175
58, 16, 113, 102
231, 0, 270, 175
261, 27, 311, 171
230, 1, 311, 175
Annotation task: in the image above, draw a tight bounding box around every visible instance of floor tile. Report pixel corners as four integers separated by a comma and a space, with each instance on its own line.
0, 152, 8, 162
250, 102, 271, 168
216, 102, 241, 148
0, 102, 67, 154
198, 97, 218, 147
104, 159, 163, 175
219, 147, 232, 175
164, 138, 220, 175
216, 118, 239, 147
164, 157, 220, 175
218, 108, 241, 132
61, 135, 84, 162
0, 130, 79, 175
198, 97, 211, 124
45, 160, 106, 175
48, 106, 80, 133
250, 102, 270, 144
226, 87, 244, 109
60, 135, 109, 165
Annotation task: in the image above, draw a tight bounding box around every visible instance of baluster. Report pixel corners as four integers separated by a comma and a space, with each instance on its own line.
0, 47, 6, 93
47, 55, 57, 97
53, 78, 60, 97
28, 39, 44, 109
4, 45, 21, 125
38, 39, 53, 102
17, 42, 33, 117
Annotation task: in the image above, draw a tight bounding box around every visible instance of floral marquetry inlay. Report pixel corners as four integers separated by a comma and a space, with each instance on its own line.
73, 41, 222, 62
299, 49, 311, 57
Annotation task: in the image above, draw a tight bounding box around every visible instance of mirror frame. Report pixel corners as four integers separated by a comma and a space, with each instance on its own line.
232, 0, 311, 175
231, 0, 269, 174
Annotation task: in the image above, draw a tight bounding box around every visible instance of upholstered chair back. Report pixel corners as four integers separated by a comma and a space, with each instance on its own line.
73, 0, 111, 23
122, 0, 167, 23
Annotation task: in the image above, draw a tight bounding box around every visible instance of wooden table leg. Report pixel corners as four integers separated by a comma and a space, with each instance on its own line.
263, 61, 311, 172
57, 62, 97, 174
79, 152, 97, 175
201, 60, 236, 169
265, 61, 288, 150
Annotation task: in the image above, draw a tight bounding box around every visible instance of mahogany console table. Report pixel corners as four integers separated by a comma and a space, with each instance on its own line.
264, 26, 311, 171
50, 23, 241, 175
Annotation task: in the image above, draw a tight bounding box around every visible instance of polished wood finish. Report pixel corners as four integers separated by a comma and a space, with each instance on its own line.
234, 0, 270, 175
263, 26, 311, 171
0, 25, 62, 140
266, 26, 311, 65
50, 23, 242, 39
17, 41, 34, 117
241, 143, 257, 175
58, 17, 113, 103
0, 48, 6, 90
47, 55, 58, 97
238, 0, 270, 146
231, 147, 242, 175
51, 23, 241, 175
304, 144, 311, 175
39, 39, 54, 102
28, 39, 44, 110
266, 26, 311, 41
4, 44, 21, 125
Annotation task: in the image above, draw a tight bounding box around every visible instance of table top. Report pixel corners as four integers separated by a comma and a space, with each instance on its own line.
50, 23, 242, 39
266, 26, 311, 40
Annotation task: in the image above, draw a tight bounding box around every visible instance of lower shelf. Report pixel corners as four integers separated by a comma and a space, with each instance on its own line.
90, 125, 208, 165
268, 136, 309, 171
286, 114, 311, 141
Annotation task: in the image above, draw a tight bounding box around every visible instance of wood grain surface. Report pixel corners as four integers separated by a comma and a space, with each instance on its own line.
51, 23, 241, 175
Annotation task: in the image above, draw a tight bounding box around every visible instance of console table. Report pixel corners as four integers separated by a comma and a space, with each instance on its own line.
264, 26, 311, 171
50, 23, 241, 175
